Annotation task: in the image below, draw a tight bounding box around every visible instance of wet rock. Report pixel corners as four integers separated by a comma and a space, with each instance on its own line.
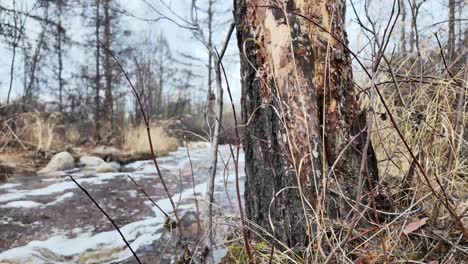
37, 152, 75, 175
95, 162, 119, 173
108, 162, 121, 171
120, 165, 136, 173
0, 161, 15, 176
91, 146, 123, 162
79, 156, 106, 168
0, 174, 8, 182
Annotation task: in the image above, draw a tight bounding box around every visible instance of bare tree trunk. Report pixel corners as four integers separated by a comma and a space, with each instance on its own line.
409, 0, 416, 53
24, 8, 47, 102
202, 2, 216, 261
448, 0, 455, 62
57, 0, 64, 113
7, 44, 17, 105
7, 0, 23, 105
204, 56, 223, 264
94, 0, 101, 141
103, 0, 113, 128
234, 0, 378, 247
206, 0, 214, 121
400, 0, 406, 53
157, 41, 164, 118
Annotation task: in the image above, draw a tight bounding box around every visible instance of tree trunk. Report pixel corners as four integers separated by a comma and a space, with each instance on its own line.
57, 0, 64, 113
103, 0, 113, 128
409, 0, 416, 53
153, 33, 166, 118
94, 0, 101, 141
234, 0, 378, 247
400, 0, 406, 53
448, 0, 455, 62
7, 0, 23, 105
7, 43, 17, 105
24, 13, 47, 102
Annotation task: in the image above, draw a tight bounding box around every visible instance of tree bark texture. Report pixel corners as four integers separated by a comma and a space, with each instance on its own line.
103, 0, 113, 128
94, 0, 101, 141
448, 0, 455, 62
57, 0, 64, 113
234, 0, 378, 247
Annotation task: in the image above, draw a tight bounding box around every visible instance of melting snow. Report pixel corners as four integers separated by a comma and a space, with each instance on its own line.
2, 192, 75, 208
0, 183, 21, 190
0, 173, 126, 203
0, 144, 242, 263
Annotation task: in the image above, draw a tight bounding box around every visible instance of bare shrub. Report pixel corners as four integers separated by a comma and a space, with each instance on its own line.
15, 112, 60, 151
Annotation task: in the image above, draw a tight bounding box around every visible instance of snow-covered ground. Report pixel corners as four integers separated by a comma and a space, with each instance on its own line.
0, 144, 244, 264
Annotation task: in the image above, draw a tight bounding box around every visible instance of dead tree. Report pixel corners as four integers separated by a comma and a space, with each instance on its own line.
234, 0, 378, 247
94, 0, 101, 141
55, 0, 65, 113
448, 0, 455, 62
4, 0, 26, 105
103, 0, 113, 128
23, 5, 49, 103
400, 0, 407, 53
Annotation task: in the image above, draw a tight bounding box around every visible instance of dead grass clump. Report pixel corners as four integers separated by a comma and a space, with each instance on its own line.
0, 111, 62, 152
217, 53, 467, 263
174, 111, 241, 144
122, 124, 179, 156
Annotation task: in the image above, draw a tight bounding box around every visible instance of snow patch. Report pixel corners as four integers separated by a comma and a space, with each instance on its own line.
2, 201, 42, 208
1, 192, 74, 208
0, 174, 126, 203
0, 183, 21, 190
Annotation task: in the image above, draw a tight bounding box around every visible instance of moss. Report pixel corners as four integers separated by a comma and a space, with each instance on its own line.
220, 241, 290, 263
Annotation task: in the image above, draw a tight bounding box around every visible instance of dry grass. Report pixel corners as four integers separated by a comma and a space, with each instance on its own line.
218, 51, 467, 263
122, 124, 180, 156
0, 111, 60, 152
24, 112, 58, 151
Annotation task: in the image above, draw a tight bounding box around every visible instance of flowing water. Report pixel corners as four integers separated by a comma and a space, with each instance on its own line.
0, 144, 244, 263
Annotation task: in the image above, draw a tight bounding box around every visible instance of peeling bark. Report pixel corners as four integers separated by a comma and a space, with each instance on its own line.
234, 0, 378, 247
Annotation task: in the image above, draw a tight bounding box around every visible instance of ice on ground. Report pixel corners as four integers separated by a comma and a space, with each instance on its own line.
0, 173, 125, 203
2, 201, 43, 208
0, 144, 244, 263
0, 183, 21, 190
0, 171, 227, 263
2, 192, 75, 208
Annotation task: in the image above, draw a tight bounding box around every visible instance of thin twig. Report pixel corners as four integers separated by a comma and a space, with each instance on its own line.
69, 176, 142, 264
126, 174, 169, 219
185, 141, 202, 241
100, 42, 184, 236
218, 52, 254, 262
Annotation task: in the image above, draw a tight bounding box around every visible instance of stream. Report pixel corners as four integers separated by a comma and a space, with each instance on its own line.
0, 144, 244, 263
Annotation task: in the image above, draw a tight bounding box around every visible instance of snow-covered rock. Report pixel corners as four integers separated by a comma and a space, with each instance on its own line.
37, 152, 75, 175
95, 162, 120, 173
187, 141, 210, 149
79, 156, 106, 168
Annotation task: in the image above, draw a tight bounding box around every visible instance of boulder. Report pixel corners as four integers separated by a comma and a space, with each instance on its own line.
187, 141, 210, 149
91, 146, 123, 161
37, 152, 75, 175
95, 162, 119, 173
79, 156, 106, 168
108, 162, 121, 171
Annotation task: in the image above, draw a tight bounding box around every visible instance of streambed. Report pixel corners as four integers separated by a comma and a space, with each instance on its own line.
0, 144, 244, 263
